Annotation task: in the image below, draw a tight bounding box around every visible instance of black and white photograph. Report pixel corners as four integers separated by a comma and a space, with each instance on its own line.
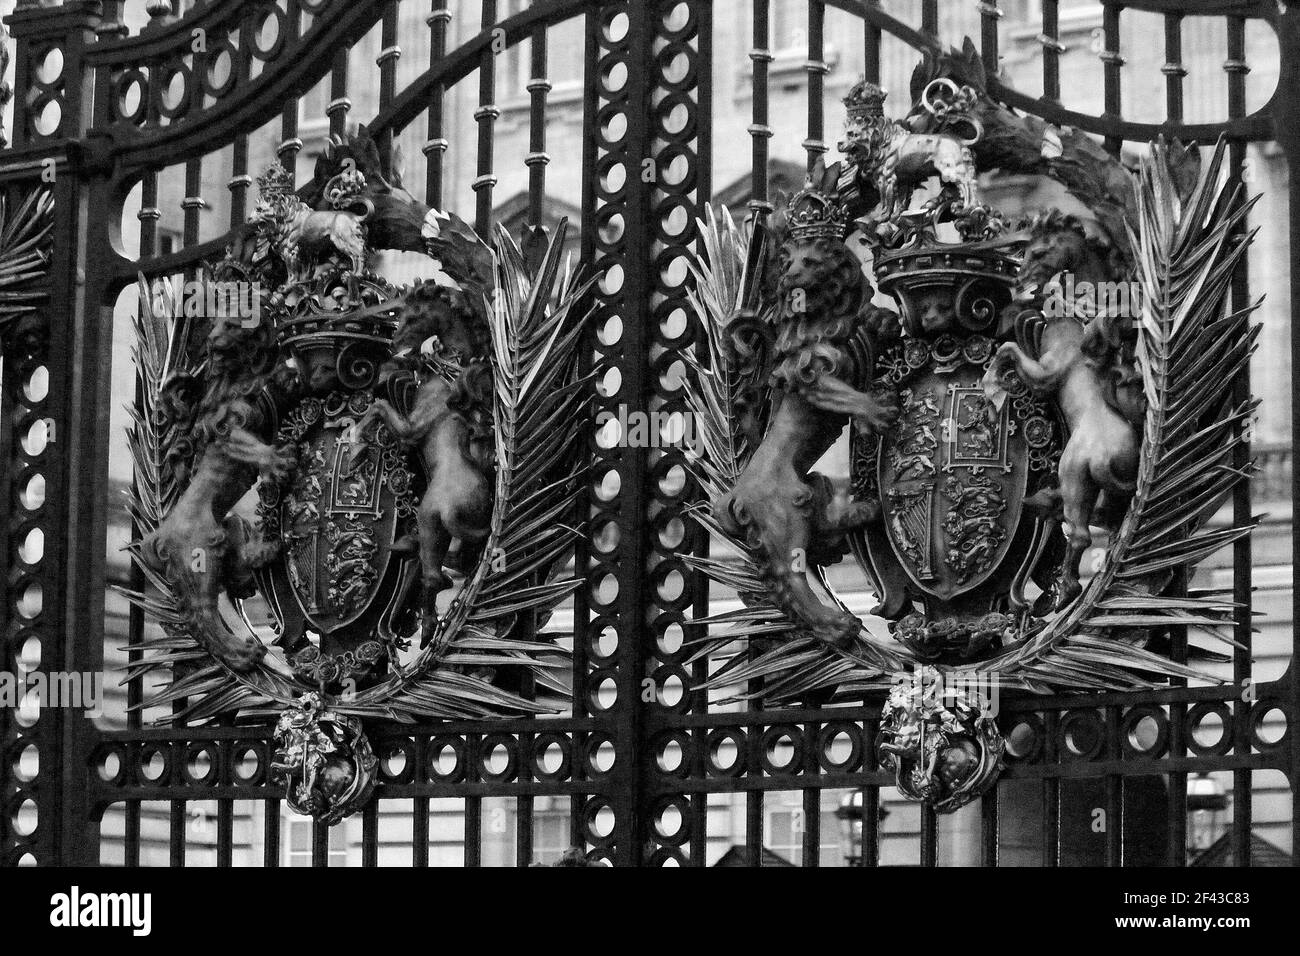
0, 0, 1294, 935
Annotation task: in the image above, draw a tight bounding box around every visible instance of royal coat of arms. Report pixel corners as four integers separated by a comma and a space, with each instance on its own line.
686, 43, 1259, 812
123, 128, 595, 824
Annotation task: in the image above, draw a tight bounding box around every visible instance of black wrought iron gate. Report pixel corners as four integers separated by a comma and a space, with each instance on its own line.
0, 0, 1295, 867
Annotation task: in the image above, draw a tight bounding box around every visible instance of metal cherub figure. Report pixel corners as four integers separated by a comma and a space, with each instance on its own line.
270, 693, 377, 826
685, 44, 1259, 814
878, 668, 1003, 812
124, 126, 595, 824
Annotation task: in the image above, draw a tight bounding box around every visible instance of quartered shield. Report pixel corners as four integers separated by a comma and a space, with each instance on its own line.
257, 390, 420, 658
866, 339, 1036, 604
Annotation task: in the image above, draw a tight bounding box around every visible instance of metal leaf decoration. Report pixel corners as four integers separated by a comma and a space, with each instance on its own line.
0, 188, 54, 336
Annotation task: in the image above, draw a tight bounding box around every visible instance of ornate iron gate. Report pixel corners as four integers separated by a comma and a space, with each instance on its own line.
0, 0, 1295, 867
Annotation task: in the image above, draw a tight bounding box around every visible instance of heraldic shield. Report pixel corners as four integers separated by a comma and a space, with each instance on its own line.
256, 383, 422, 687
852, 245, 1063, 653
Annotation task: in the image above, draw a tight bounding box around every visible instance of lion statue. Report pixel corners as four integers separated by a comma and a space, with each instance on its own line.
138, 272, 301, 671
838, 78, 981, 243
714, 160, 899, 647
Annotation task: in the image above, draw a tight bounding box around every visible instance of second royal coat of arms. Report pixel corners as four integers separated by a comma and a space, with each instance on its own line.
685, 44, 1259, 812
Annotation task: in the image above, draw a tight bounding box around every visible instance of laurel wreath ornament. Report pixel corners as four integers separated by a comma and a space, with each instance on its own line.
682, 141, 1258, 704
119, 221, 595, 723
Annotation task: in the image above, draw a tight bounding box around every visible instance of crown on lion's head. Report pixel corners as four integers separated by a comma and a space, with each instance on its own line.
785, 161, 847, 242
844, 79, 888, 119
256, 161, 298, 203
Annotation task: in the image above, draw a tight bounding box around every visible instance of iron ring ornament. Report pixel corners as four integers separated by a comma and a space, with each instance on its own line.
122, 127, 597, 824
684, 47, 1259, 812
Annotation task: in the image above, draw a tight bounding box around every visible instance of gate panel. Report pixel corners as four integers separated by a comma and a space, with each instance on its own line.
0, 0, 1292, 868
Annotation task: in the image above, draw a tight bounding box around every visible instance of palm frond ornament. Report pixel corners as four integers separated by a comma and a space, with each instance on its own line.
0, 188, 54, 340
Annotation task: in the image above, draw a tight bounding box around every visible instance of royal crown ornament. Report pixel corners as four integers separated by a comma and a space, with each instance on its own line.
785, 161, 850, 241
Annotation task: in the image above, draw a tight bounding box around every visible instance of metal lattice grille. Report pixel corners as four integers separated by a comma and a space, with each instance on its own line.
0, 0, 1292, 868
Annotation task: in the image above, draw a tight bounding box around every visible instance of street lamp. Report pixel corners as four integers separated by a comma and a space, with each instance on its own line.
1187, 773, 1228, 857
836, 790, 887, 866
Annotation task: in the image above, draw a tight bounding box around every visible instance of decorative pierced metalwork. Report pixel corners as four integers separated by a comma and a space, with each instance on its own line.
0, 0, 1292, 868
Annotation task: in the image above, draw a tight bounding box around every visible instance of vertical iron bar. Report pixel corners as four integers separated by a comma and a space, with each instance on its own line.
745, 788, 763, 867
216, 800, 233, 868
279, 104, 302, 171
1105, 706, 1123, 866
1163, 14, 1186, 126
413, 733, 429, 867
377, 0, 400, 163
1041, 0, 1061, 103
1168, 567, 1189, 865
169, 741, 185, 867
525, 13, 551, 243
311, 819, 328, 867
229, 134, 250, 228
804, 1, 827, 172
744, 0, 773, 871
862, 718, 880, 867
425, 1, 451, 208
124, 160, 164, 871
981, 786, 998, 866
1225, 15, 1253, 869
517, 732, 534, 866
977, 1, 1001, 77
802, 719, 820, 866
1043, 710, 1059, 866
571, 7, 604, 856
920, 805, 937, 866
182, 160, 203, 248
601, 0, 655, 868
749, 0, 773, 219
473, 0, 501, 236
1100, 3, 1123, 156
1276, 1, 1300, 867
688, 0, 715, 866
802, 787, 820, 866
863, 2, 880, 85
465, 735, 482, 866
263, 797, 280, 867
329, 44, 352, 140
362, 799, 379, 867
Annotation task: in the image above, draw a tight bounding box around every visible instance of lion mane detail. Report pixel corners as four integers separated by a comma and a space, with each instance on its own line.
769, 233, 871, 394
159, 309, 298, 490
